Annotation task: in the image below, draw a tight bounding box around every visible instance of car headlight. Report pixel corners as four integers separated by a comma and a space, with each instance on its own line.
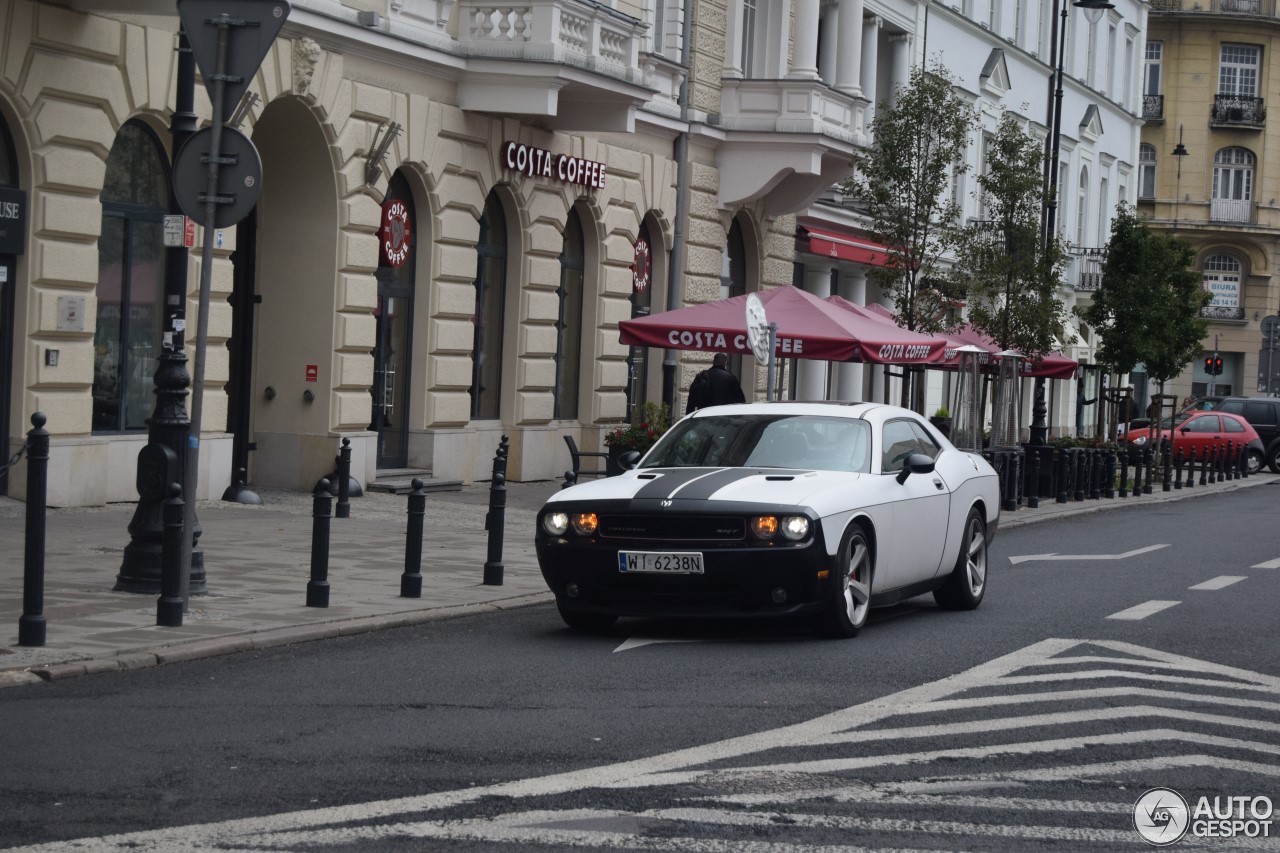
780, 515, 810, 541
1132, 435, 1147, 446
542, 512, 569, 536
570, 512, 598, 536
749, 515, 810, 541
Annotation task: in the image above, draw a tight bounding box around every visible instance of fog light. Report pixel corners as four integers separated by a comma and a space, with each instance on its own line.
566, 582, 580, 599
771, 587, 787, 604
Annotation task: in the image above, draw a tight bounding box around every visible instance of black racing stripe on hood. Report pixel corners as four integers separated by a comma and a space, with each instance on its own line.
631, 468, 720, 500
640, 467, 815, 501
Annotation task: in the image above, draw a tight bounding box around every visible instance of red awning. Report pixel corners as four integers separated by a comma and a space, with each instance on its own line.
619, 286, 948, 364
799, 224, 891, 267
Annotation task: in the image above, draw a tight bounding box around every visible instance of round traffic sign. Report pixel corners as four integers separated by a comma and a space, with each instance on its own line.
173, 126, 263, 229
745, 293, 770, 366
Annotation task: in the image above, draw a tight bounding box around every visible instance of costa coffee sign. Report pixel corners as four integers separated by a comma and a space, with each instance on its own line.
503, 141, 607, 190
0, 187, 26, 256
380, 198, 411, 267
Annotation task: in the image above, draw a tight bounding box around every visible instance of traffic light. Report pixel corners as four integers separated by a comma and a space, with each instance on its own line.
1205, 356, 1215, 374
1204, 355, 1224, 375
1214, 356, 1224, 375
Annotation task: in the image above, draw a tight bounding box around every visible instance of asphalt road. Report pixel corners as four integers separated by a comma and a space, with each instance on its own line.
2, 486, 1278, 851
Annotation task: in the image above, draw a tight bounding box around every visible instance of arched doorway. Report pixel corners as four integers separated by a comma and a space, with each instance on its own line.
470, 190, 507, 421
0, 112, 18, 495
371, 171, 417, 469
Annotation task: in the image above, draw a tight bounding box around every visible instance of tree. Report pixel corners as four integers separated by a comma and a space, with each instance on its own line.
949, 112, 1072, 360
843, 61, 976, 407
1078, 204, 1210, 418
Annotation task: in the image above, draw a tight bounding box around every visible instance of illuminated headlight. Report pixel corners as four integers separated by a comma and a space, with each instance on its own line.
542, 512, 569, 536
749, 516, 779, 539
1132, 435, 1147, 446
570, 512, 599, 536
779, 515, 810, 541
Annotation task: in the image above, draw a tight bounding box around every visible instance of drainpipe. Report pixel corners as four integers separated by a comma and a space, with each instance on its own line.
662, 0, 696, 422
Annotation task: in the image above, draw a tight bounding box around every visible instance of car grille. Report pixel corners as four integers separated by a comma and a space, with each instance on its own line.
597, 514, 746, 542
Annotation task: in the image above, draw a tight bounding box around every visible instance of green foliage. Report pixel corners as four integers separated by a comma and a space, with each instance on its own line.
933, 405, 951, 418
949, 112, 1072, 359
603, 401, 670, 453
1077, 204, 1210, 383
842, 61, 977, 334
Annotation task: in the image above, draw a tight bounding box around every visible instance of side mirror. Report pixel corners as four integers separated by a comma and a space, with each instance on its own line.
619, 450, 642, 470
895, 452, 936, 484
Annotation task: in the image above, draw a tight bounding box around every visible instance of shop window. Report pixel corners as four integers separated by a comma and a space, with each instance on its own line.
555, 208, 584, 420
93, 121, 169, 432
471, 191, 507, 420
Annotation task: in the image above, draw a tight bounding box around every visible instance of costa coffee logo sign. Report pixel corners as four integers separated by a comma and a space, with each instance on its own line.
503, 141, 607, 190
380, 198, 411, 267
632, 238, 650, 293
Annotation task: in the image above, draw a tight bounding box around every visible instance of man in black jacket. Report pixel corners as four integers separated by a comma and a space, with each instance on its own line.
686, 353, 746, 413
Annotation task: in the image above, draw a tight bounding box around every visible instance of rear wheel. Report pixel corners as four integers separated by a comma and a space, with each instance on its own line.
1266, 445, 1280, 475
934, 508, 987, 611
817, 526, 872, 639
556, 601, 617, 633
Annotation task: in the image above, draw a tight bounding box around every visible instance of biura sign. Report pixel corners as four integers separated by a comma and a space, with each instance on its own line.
0, 187, 26, 255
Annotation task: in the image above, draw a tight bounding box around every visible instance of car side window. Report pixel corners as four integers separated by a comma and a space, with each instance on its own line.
1186, 415, 1221, 433
882, 419, 923, 474
1218, 400, 1244, 415
908, 423, 941, 459
1244, 402, 1277, 425
1224, 417, 1246, 433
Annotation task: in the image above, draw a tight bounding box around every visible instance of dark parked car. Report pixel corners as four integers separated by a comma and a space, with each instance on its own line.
1207, 397, 1280, 473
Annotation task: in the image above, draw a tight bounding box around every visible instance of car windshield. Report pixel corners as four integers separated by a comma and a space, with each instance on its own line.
640, 414, 872, 473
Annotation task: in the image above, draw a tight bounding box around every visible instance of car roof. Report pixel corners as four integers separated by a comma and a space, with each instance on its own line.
684, 401, 913, 420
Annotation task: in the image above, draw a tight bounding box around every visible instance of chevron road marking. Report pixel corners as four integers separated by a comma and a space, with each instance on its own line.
1008, 543, 1170, 564
10, 637, 1279, 852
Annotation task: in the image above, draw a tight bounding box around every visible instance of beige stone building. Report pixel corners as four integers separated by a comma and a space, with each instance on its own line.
1139, 0, 1280, 403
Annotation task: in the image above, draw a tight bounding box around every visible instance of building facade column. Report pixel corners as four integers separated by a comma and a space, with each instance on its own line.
800, 265, 834, 399
835, 0, 865, 97
835, 268, 868, 402
861, 16, 882, 122
819, 1, 839, 84
790, 0, 822, 79
888, 32, 912, 104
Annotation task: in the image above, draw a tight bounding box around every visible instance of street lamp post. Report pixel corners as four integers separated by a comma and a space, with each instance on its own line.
1031, 0, 1114, 446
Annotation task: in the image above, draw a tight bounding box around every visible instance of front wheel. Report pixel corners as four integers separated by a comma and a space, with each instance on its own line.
1246, 448, 1264, 475
556, 601, 617, 633
817, 526, 872, 639
934, 508, 987, 611
1267, 445, 1280, 475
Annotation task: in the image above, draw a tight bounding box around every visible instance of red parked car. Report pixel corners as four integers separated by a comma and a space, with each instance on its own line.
1124, 411, 1265, 474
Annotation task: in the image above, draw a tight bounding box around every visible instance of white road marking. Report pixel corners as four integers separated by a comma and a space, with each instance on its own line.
10, 637, 1280, 852
1188, 575, 1246, 591
1251, 557, 1280, 569
1106, 599, 1180, 620
1008, 543, 1170, 564
614, 637, 701, 653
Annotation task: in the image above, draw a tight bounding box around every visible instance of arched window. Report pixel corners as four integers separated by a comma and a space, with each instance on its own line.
93, 120, 169, 432
1212, 147, 1254, 222
1138, 143, 1156, 199
1202, 253, 1242, 315
1076, 167, 1089, 246
554, 208, 584, 420
471, 191, 507, 420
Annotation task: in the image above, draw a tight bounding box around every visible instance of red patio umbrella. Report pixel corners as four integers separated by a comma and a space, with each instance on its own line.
619, 286, 948, 364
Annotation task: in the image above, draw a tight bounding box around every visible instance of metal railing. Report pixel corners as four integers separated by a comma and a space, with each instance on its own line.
1212, 94, 1266, 126
1142, 94, 1164, 120
1068, 246, 1107, 291
1202, 305, 1247, 320
1210, 198, 1253, 223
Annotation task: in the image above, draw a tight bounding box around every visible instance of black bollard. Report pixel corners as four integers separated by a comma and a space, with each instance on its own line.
483, 435, 510, 586
1074, 449, 1086, 501
1088, 450, 1102, 500
1198, 445, 1208, 486
1241, 442, 1251, 478
1173, 447, 1183, 490
401, 478, 426, 598
336, 438, 352, 519
18, 413, 49, 648
1027, 451, 1040, 509
1186, 448, 1197, 488
307, 479, 332, 607
1055, 448, 1069, 504
157, 483, 185, 627
1143, 445, 1154, 495
1103, 449, 1116, 499
1119, 451, 1130, 498
1161, 441, 1172, 492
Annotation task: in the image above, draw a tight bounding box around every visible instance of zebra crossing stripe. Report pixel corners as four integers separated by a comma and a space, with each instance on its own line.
1250, 557, 1280, 569
1189, 575, 1246, 590
1106, 599, 1180, 620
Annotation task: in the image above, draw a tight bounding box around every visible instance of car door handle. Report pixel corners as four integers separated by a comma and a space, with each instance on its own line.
932, 478, 944, 490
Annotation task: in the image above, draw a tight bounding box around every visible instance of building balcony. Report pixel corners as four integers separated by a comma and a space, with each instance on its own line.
1143, 95, 1165, 122
1211, 94, 1266, 128
1202, 305, 1247, 321
1150, 0, 1277, 13
1068, 247, 1107, 291
1210, 198, 1253, 223
716, 78, 869, 217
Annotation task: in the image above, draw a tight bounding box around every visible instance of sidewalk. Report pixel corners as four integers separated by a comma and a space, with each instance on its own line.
1, 471, 1274, 687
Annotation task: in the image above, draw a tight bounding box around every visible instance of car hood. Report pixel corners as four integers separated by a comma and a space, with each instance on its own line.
545, 467, 863, 507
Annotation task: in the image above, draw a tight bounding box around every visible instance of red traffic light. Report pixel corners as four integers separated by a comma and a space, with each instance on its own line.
1204, 356, 1215, 373
1214, 356, 1224, 375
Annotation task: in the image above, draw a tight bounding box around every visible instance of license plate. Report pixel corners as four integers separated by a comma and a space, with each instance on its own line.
618, 551, 704, 574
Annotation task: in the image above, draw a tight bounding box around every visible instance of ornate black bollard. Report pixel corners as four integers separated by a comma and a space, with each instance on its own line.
18, 413, 49, 648
1173, 447, 1183, 490
307, 479, 332, 608
1026, 451, 1040, 509
1055, 448, 1069, 504
157, 483, 185, 627
483, 435, 510, 586
1161, 441, 1172, 492
1103, 449, 1116, 499
401, 478, 426, 598
1143, 444, 1154, 495
1119, 451, 1130, 499
1186, 448, 1197, 488
336, 438, 353, 519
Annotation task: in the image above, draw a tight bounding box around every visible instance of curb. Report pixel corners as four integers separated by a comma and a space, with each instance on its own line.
2, 591, 555, 689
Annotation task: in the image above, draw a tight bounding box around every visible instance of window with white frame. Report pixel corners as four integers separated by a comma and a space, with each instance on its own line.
651, 0, 684, 60
1107, 24, 1117, 97
1125, 37, 1134, 111
989, 0, 1001, 34
1144, 41, 1162, 97
1212, 147, 1254, 222
740, 0, 758, 75
1014, 0, 1024, 47
1202, 254, 1242, 310
1086, 19, 1097, 87
1138, 143, 1156, 199
1097, 176, 1109, 245
1076, 167, 1089, 245
1219, 44, 1260, 96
